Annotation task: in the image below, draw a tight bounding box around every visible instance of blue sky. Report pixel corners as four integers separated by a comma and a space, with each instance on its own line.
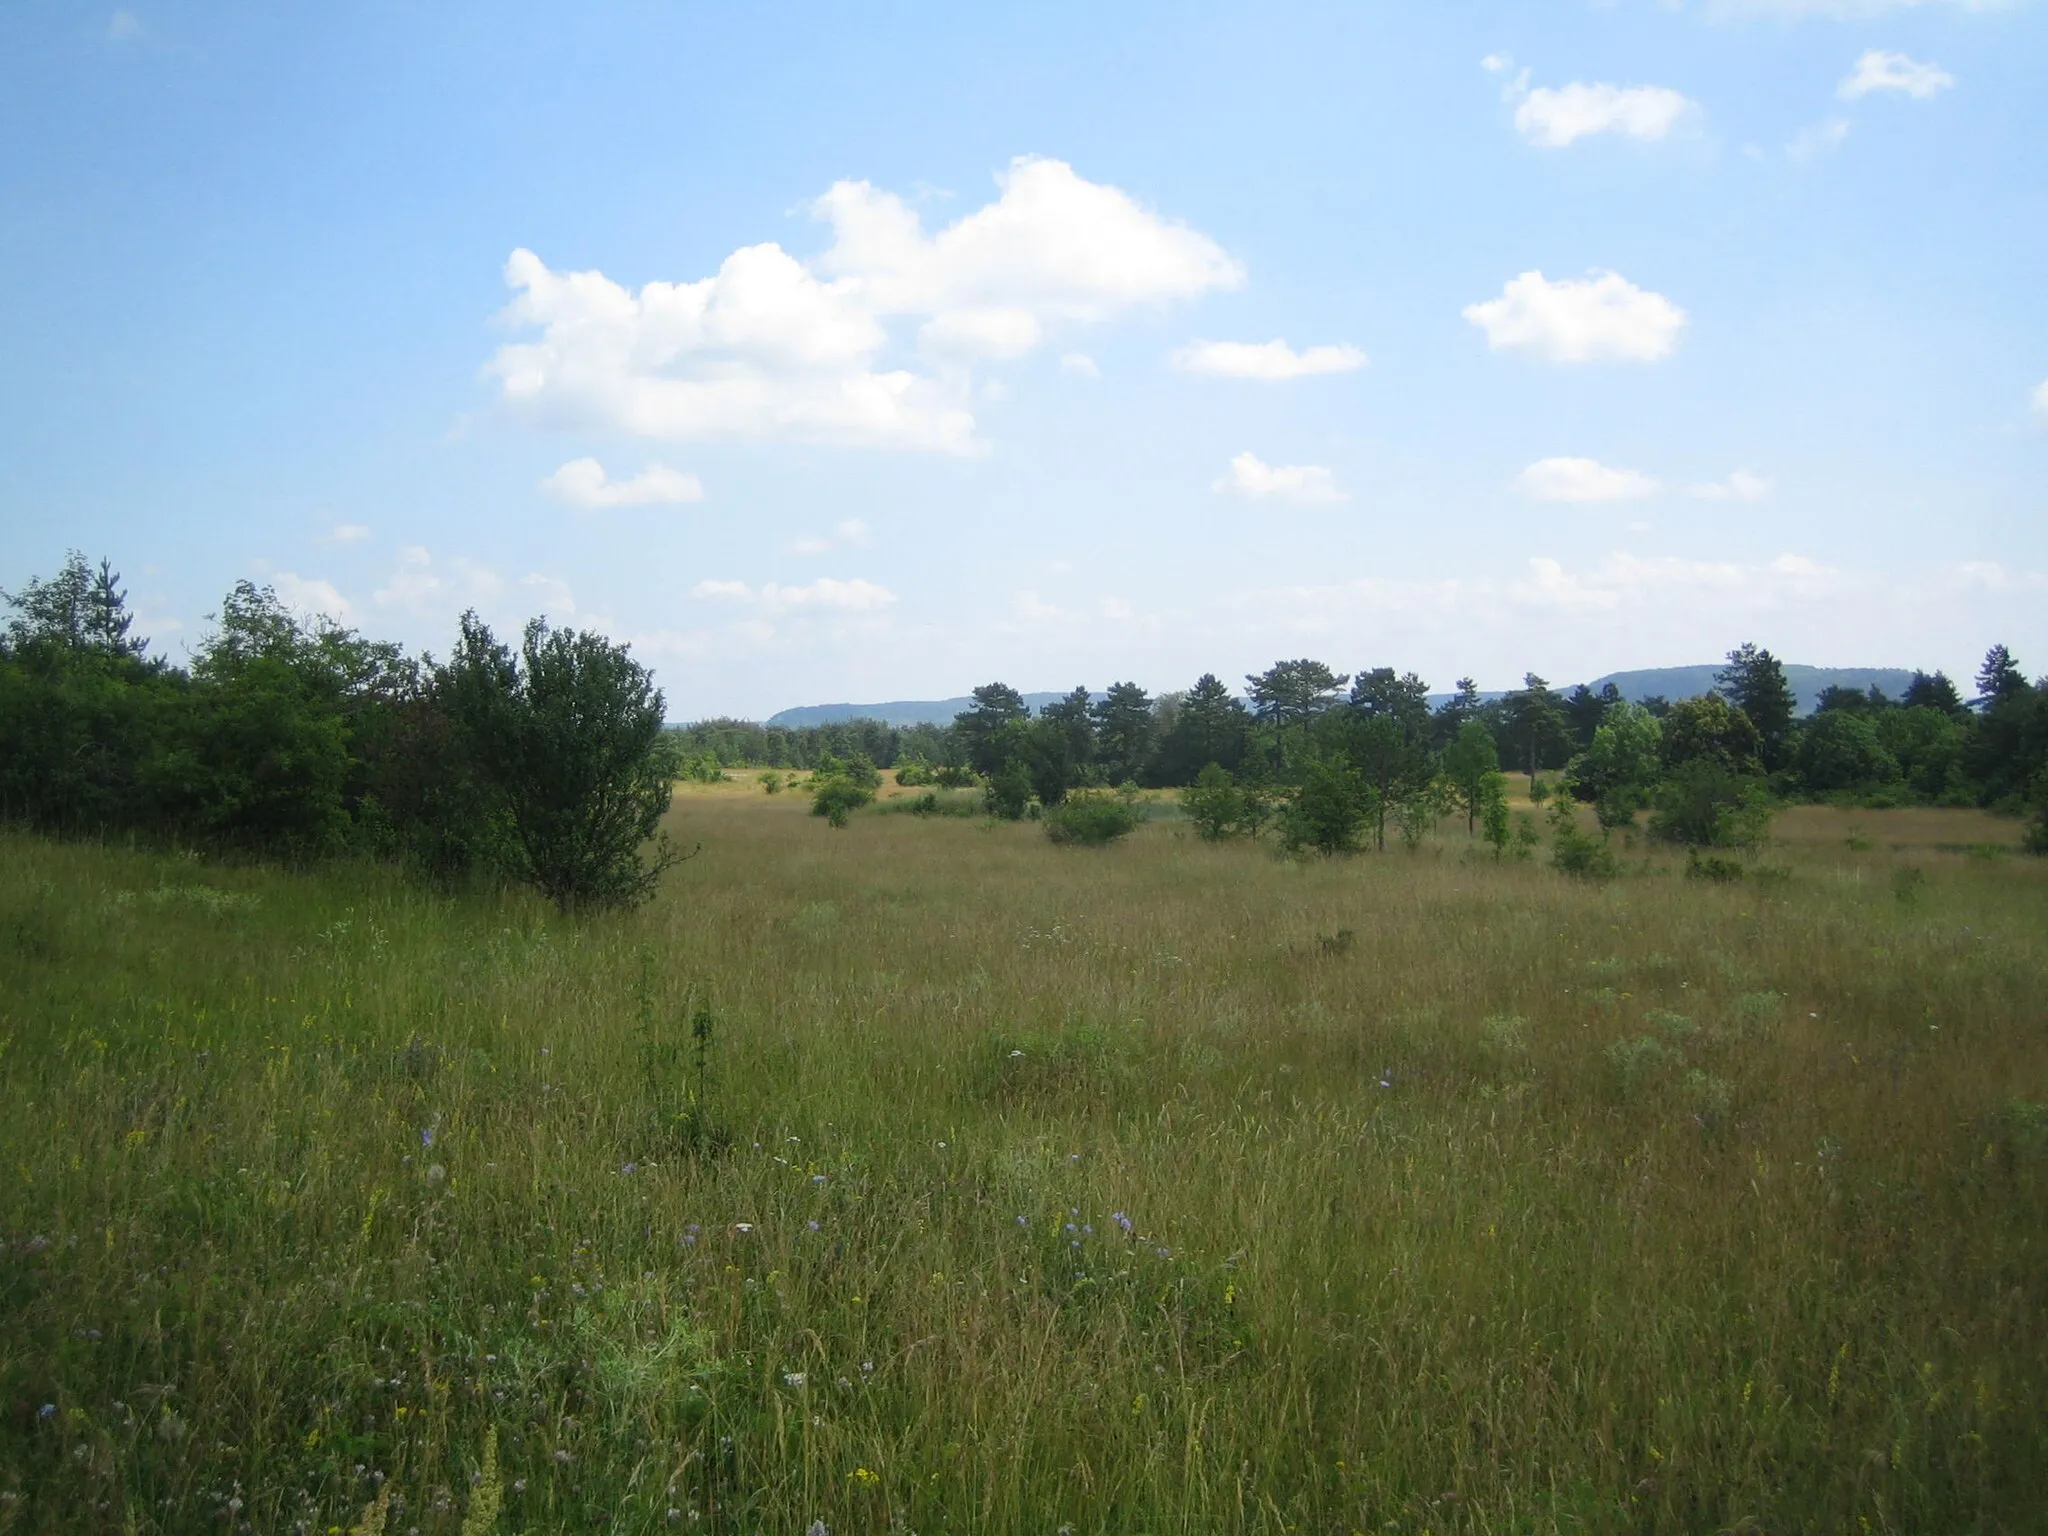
2, 1, 2043, 718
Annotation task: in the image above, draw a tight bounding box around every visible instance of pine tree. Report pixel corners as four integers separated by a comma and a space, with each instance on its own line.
1975, 645, 2029, 710
1715, 643, 1796, 772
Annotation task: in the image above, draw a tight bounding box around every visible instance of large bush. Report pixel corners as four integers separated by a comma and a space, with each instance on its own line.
1649, 761, 1773, 849
1042, 790, 1142, 847
1279, 755, 1371, 855
1180, 762, 1247, 840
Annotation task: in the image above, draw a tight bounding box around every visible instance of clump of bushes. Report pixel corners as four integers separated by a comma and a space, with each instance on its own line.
676, 751, 726, 783
1650, 762, 1773, 850
1044, 789, 1143, 846
983, 759, 1034, 820
808, 752, 881, 828
1179, 762, 1272, 840
880, 789, 981, 818
1548, 794, 1617, 879
1686, 848, 1746, 882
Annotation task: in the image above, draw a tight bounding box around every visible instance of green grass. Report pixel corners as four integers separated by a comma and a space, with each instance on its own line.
2, 791, 2045, 1534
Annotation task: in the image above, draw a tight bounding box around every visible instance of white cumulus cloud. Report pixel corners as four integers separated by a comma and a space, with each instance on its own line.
691, 577, 897, 614
488, 158, 1240, 455
1463, 270, 1687, 363
539, 457, 705, 508
1838, 50, 1955, 99
1691, 469, 1773, 502
373, 546, 506, 615
270, 573, 353, 622
1060, 352, 1100, 377
1514, 83, 1696, 147
1215, 451, 1345, 505
1786, 119, 1852, 160
1172, 339, 1367, 381
1517, 457, 1662, 502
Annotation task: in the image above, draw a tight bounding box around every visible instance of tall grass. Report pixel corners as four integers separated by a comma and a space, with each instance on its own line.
1, 791, 2044, 1533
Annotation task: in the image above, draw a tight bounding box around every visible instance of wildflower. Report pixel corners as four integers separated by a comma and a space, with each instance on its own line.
733, 1223, 754, 1234
811, 1174, 827, 1184
554, 1450, 571, 1464
1016, 1215, 1028, 1227
424, 1164, 446, 1185
860, 1360, 874, 1374
621, 1162, 638, 1175
38, 1403, 55, 1419
1008, 1049, 1025, 1058
420, 1126, 436, 1149
807, 1522, 829, 1536
25, 1235, 50, 1255
851, 1466, 880, 1489
1112, 1212, 1134, 1234
807, 1220, 820, 1232
783, 1372, 806, 1389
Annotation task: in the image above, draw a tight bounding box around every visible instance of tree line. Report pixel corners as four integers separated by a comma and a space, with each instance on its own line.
7, 550, 2045, 891
667, 716, 956, 776
0, 554, 681, 909
894, 644, 2048, 854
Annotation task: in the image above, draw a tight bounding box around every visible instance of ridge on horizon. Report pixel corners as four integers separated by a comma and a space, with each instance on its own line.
732, 663, 1924, 730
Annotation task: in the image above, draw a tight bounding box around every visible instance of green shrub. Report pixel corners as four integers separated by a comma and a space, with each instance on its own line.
1650, 761, 1773, 849
1043, 791, 1142, 847
1181, 762, 1246, 840
676, 750, 726, 783
1510, 811, 1539, 862
1684, 1068, 1735, 1131
1548, 796, 1617, 879
810, 776, 875, 828
880, 789, 981, 819
1686, 848, 1745, 883
1279, 756, 1371, 855
983, 758, 1033, 820
2026, 771, 2048, 856
1604, 1034, 1676, 1096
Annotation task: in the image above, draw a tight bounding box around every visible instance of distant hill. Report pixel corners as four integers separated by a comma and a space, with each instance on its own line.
766, 692, 1082, 728
1586, 665, 1917, 715
762, 665, 1921, 729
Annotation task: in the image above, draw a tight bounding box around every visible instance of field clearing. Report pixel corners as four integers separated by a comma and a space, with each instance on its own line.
2, 796, 2045, 1534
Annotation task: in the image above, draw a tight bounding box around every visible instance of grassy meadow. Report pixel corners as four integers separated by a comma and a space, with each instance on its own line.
2, 783, 2045, 1534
